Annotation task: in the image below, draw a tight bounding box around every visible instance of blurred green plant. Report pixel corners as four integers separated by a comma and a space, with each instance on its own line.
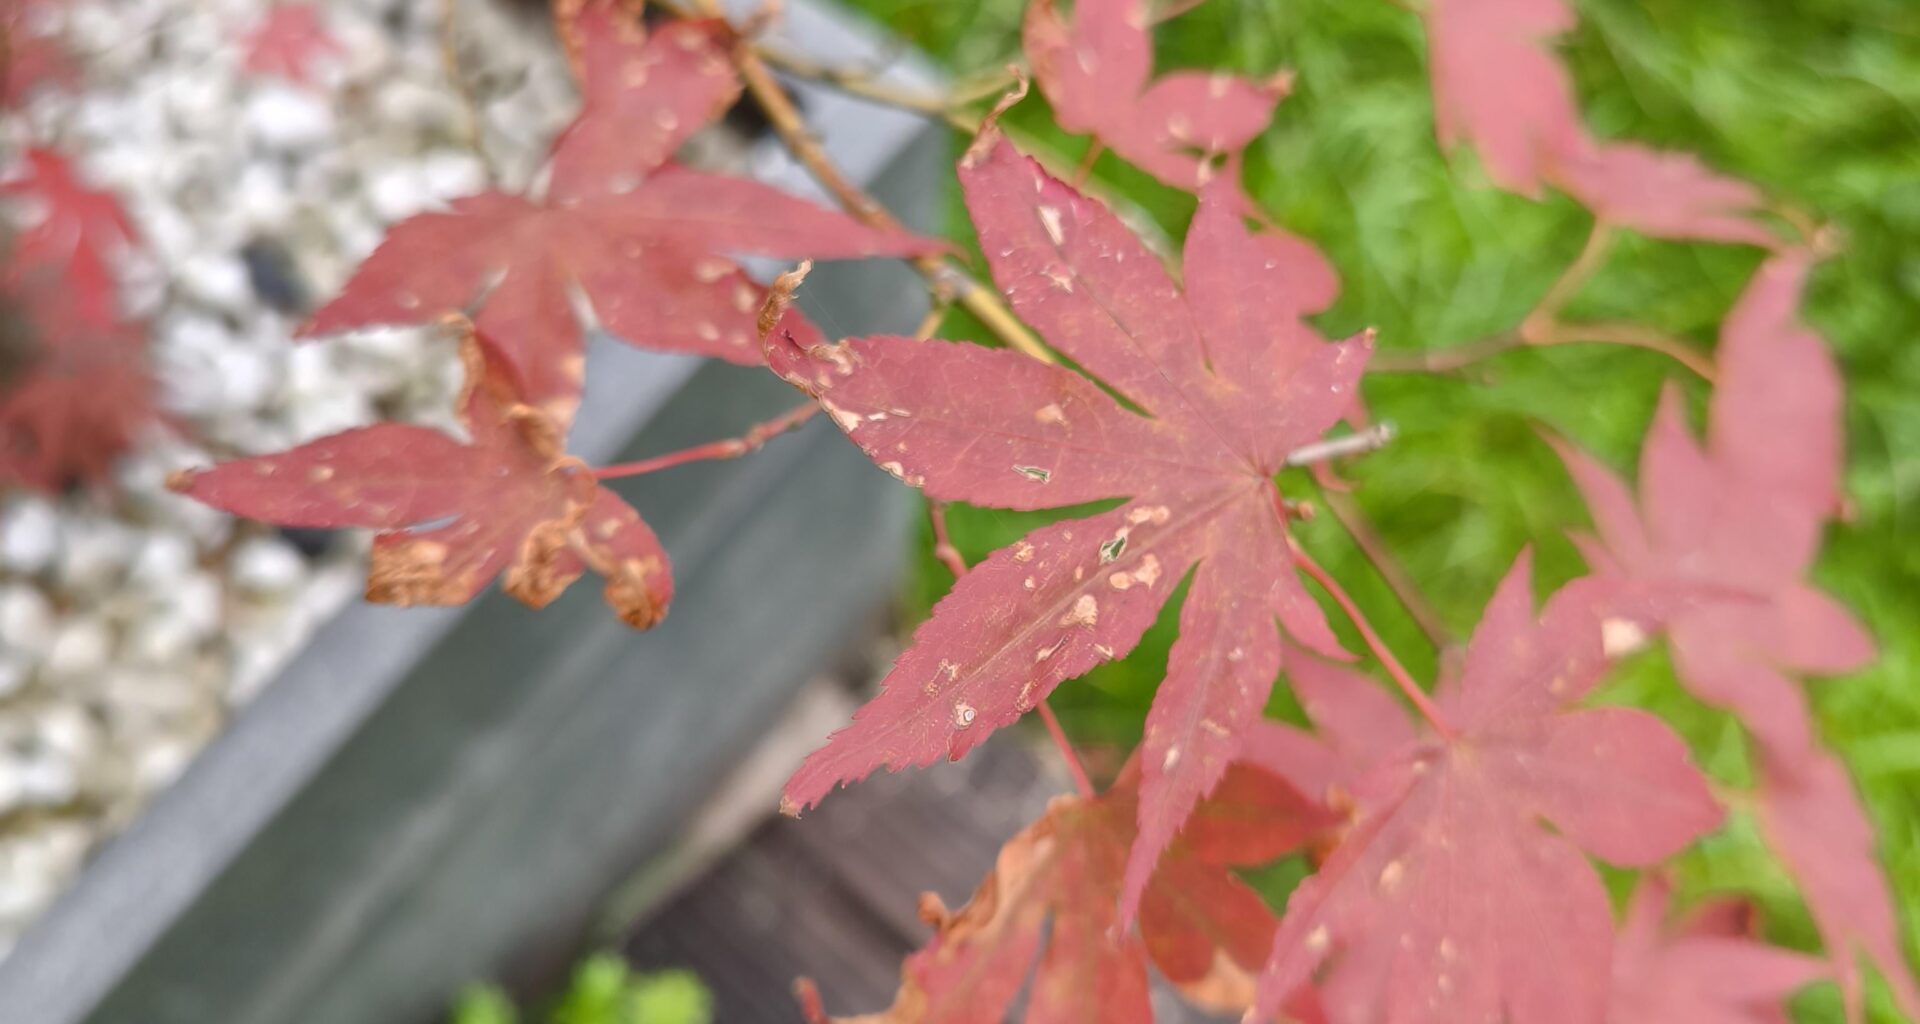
451, 954, 710, 1024
847, 0, 1920, 1019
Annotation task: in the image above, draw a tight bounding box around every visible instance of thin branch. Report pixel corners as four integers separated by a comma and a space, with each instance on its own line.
1364, 331, 1523, 374
1284, 423, 1396, 468
1364, 221, 1711, 380
1367, 325, 1713, 380
1073, 139, 1103, 187
1521, 222, 1614, 339
593, 401, 818, 479
927, 502, 968, 581
1037, 700, 1097, 799
1318, 488, 1454, 649
1290, 542, 1457, 740
690, 0, 1055, 364
1546, 321, 1717, 381
752, 45, 953, 115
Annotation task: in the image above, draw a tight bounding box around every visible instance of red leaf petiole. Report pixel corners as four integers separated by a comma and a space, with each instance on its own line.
1290, 541, 1458, 741
592, 401, 819, 480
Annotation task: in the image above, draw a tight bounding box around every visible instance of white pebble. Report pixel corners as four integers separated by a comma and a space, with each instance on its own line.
365, 165, 431, 222
176, 252, 254, 313
0, 587, 55, 657
419, 151, 486, 201
129, 533, 196, 591
230, 537, 306, 593
43, 618, 112, 679
244, 85, 335, 151
0, 500, 58, 574
0, 658, 25, 699
56, 520, 136, 593
15, 756, 77, 807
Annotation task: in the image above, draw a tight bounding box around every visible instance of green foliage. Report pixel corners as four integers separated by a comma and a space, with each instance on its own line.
854, 0, 1920, 1019
452, 955, 710, 1024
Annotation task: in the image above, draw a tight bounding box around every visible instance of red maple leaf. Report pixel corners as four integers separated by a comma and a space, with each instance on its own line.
1550, 250, 1869, 761
302, 8, 939, 429
2, 0, 79, 104
1550, 140, 1776, 248
169, 322, 672, 628
0, 272, 158, 491
1421, 0, 1582, 196
798, 760, 1334, 1023
766, 129, 1371, 921
1250, 554, 1722, 1024
1608, 876, 1824, 1024
1756, 749, 1920, 1021
1024, 0, 1290, 190
3, 148, 141, 328
1552, 251, 1914, 1021
1422, 0, 1773, 245
241, 5, 344, 87
1238, 639, 1420, 814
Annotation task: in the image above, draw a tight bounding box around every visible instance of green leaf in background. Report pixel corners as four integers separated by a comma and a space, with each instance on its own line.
453, 955, 710, 1024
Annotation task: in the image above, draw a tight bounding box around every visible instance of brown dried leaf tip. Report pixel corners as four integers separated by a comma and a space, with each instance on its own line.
960, 69, 1030, 168
757, 260, 813, 339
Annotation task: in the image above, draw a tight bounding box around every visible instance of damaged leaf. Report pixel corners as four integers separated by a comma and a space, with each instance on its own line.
767, 130, 1372, 937
170, 322, 672, 627
799, 760, 1333, 1023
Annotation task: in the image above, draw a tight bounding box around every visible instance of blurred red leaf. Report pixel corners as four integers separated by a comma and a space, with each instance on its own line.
3, 148, 141, 328
302, 12, 939, 430
1238, 640, 1419, 810
1250, 555, 1721, 1024
0, 280, 156, 491
1025, 0, 1289, 190
1422, 0, 1774, 244
1552, 141, 1774, 248
1550, 251, 1867, 760
1422, 0, 1582, 195
1757, 750, 1920, 1022
767, 134, 1369, 932
241, 5, 343, 86
2, 0, 79, 103
1608, 876, 1824, 1024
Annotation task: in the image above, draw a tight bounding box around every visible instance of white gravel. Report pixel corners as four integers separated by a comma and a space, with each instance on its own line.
0, 0, 581, 956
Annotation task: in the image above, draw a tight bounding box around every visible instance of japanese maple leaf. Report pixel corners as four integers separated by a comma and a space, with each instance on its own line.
2, 148, 141, 328
1422, 0, 1774, 244
302, 7, 939, 428
0, 275, 157, 491
1608, 876, 1824, 1024
767, 131, 1371, 913
1024, 0, 1290, 190
1249, 554, 1722, 1024
1756, 749, 1920, 1021
798, 760, 1334, 1023
1550, 250, 1870, 761
170, 323, 673, 628
1550, 140, 1776, 248
1237, 640, 1420, 815
241, 5, 343, 87
2, 0, 79, 104
1421, 0, 1583, 195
